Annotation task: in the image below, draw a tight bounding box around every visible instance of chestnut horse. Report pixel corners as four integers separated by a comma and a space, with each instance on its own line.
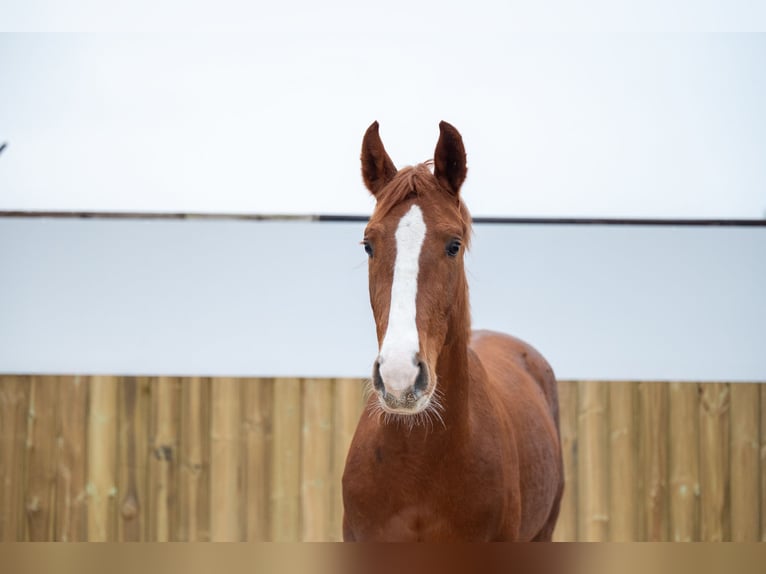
341, 121, 563, 541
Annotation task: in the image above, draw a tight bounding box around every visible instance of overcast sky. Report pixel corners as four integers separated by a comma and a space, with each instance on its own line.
1, 14, 765, 218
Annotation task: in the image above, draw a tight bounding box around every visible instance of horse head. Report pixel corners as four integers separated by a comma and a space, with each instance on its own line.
360, 121, 472, 419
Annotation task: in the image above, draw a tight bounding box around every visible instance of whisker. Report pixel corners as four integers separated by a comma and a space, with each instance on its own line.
430, 405, 446, 430
426, 388, 447, 430
367, 383, 449, 433
362, 379, 376, 401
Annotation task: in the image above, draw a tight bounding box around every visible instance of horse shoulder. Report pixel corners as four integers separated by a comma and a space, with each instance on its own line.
470, 329, 558, 418
469, 329, 563, 540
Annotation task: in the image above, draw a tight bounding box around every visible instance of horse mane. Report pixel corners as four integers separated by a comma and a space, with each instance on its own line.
373, 161, 473, 246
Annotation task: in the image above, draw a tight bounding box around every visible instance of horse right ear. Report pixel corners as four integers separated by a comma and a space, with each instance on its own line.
433, 121, 467, 196
361, 121, 397, 197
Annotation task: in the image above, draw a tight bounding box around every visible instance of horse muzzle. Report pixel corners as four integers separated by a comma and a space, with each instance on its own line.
373, 356, 431, 413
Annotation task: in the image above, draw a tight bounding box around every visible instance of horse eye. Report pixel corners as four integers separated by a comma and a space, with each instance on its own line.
446, 239, 461, 258
363, 241, 374, 258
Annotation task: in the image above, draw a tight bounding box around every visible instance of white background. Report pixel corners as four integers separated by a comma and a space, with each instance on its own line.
1, 23, 765, 219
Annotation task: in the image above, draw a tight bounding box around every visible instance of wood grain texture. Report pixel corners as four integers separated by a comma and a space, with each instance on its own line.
729, 383, 759, 541
0, 376, 30, 541
244, 377, 273, 541
86, 376, 118, 541
210, 377, 243, 541
24, 378, 59, 541
270, 378, 302, 542
300, 379, 334, 541
179, 377, 211, 541
147, 377, 181, 541
118, 376, 151, 541
668, 382, 700, 541
609, 381, 637, 541
54, 376, 88, 541
0, 376, 764, 542
552, 381, 577, 542
762, 382, 766, 542
577, 381, 609, 541
639, 382, 669, 541
699, 383, 730, 541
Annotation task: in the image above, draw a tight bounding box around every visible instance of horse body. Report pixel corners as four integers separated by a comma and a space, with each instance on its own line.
342, 122, 563, 542
343, 329, 562, 542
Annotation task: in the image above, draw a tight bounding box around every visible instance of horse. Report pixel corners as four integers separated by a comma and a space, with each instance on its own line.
341, 121, 564, 541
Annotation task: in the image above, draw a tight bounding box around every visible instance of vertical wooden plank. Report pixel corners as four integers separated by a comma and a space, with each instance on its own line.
117, 376, 139, 541
0, 376, 31, 541
577, 380, 609, 541
668, 382, 700, 541
331, 378, 365, 541
729, 383, 760, 541
638, 382, 669, 541
553, 380, 578, 542
54, 376, 88, 541
270, 377, 303, 542
699, 382, 730, 541
301, 378, 334, 541
761, 383, 766, 542
640, 382, 670, 541
24, 376, 60, 541
117, 377, 151, 541
178, 377, 211, 541
609, 381, 637, 541
210, 377, 243, 541
244, 378, 274, 541
87, 375, 118, 541
148, 377, 181, 541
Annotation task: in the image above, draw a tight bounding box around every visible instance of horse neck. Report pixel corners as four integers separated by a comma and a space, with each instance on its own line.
434, 271, 472, 428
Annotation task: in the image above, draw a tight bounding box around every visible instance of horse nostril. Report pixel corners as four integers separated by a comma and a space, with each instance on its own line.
373, 359, 385, 396
413, 361, 428, 395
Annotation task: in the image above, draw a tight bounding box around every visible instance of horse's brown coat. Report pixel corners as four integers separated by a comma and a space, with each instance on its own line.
342, 122, 563, 541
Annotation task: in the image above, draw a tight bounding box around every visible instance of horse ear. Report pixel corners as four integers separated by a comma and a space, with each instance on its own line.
433, 121, 467, 196
361, 121, 397, 197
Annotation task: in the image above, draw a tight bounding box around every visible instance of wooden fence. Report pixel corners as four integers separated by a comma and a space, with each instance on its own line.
0, 377, 763, 541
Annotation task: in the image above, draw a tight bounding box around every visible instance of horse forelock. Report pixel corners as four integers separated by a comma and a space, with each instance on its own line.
372, 162, 472, 246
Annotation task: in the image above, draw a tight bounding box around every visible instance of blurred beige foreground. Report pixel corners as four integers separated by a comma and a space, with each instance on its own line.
0, 542, 765, 574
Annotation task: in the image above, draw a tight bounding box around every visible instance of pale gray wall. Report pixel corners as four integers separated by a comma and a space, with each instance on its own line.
1, 217, 764, 381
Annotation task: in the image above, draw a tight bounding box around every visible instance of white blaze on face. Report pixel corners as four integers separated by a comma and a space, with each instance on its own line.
378, 204, 427, 396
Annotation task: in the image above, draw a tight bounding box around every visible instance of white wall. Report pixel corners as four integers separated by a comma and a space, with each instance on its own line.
1, 217, 763, 381
1, 31, 765, 219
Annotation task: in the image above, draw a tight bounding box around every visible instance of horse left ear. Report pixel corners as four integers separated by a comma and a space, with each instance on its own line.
361, 121, 397, 197
433, 121, 467, 196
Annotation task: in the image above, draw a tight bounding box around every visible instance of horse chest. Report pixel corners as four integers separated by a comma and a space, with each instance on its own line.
346, 488, 500, 542
343, 441, 508, 541
372, 504, 454, 541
